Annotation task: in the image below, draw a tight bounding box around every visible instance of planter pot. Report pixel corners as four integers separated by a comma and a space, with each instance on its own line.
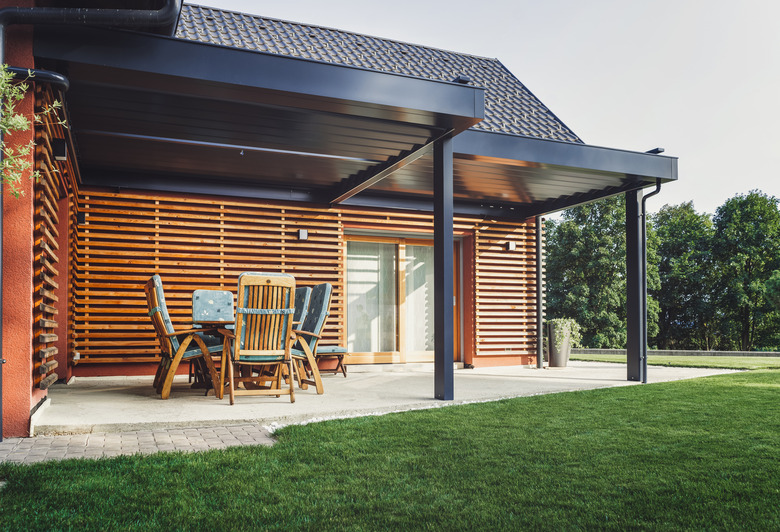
548, 322, 571, 367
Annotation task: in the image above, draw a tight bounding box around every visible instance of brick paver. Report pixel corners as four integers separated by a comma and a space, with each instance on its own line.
0, 424, 275, 464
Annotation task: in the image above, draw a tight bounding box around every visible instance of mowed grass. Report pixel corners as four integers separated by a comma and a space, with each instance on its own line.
1, 370, 778, 531
572, 353, 780, 370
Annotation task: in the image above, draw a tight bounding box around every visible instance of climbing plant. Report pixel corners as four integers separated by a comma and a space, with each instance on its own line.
0, 64, 63, 198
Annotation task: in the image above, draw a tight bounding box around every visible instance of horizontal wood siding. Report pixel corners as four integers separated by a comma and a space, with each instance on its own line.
71, 191, 343, 365
70, 190, 538, 367
33, 86, 71, 387
474, 219, 539, 361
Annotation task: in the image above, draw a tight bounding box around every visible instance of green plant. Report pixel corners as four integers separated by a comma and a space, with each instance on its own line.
548, 317, 582, 349
0, 64, 64, 198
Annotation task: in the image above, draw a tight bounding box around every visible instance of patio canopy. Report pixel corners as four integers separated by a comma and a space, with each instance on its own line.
32, 21, 677, 398
34, 25, 677, 219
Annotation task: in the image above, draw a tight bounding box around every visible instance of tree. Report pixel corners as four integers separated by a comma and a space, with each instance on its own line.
712, 191, 780, 351
651, 202, 718, 350
767, 270, 780, 310
545, 195, 659, 348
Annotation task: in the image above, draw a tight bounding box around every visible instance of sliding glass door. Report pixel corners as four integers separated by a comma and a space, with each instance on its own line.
346, 236, 460, 364
346, 241, 397, 354
404, 244, 435, 359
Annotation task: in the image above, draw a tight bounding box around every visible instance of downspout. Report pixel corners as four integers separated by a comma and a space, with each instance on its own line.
536, 216, 544, 369
640, 179, 662, 383
0, 0, 182, 442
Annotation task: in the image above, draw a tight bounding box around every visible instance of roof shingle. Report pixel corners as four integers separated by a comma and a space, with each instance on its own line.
177, 3, 581, 143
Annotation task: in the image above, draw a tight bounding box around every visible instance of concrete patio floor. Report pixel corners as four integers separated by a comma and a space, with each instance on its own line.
31, 361, 738, 436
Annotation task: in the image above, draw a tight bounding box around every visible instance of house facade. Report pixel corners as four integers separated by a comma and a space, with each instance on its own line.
1, 1, 676, 438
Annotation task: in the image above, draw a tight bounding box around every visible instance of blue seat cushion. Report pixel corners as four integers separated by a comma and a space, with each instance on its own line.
237, 355, 285, 363
316, 346, 347, 355
181, 333, 223, 359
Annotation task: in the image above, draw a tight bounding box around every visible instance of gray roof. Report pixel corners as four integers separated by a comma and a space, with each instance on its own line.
176, 4, 582, 143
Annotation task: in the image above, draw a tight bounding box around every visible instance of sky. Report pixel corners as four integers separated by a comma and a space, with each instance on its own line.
202, 0, 780, 215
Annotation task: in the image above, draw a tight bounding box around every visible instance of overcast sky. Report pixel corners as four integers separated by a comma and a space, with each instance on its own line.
202, 0, 780, 215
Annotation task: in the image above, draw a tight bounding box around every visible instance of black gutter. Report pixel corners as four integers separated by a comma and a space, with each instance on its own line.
536, 216, 544, 369
0, 0, 182, 442
6, 66, 69, 92
640, 178, 662, 383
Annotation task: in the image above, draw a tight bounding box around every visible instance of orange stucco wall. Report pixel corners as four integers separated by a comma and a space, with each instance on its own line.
2, 15, 39, 438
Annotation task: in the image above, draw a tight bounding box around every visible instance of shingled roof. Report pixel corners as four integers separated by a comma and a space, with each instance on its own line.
176, 3, 582, 143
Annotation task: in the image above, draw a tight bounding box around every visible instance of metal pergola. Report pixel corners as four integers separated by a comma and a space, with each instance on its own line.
33, 23, 677, 400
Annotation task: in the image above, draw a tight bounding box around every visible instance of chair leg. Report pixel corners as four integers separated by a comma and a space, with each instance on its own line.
191, 335, 222, 396
156, 358, 172, 394
298, 339, 324, 394
218, 336, 231, 400
287, 360, 296, 403
153, 358, 166, 390
160, 355, 184, 400
293, 359, 308, 390
227, 355, 236, 405
160, 335, 199, 399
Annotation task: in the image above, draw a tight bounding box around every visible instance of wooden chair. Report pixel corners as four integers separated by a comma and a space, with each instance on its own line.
221, 272, 296, 404
144, 275, 222, 399
313, 345, 348, 377
290, 283, 331, 394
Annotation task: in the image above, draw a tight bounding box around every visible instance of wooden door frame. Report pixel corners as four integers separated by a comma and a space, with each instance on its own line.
344, 233, 463, 364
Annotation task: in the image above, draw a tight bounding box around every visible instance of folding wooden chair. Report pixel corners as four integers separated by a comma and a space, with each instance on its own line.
290, 283, 332, 394
221, 272, 296, 404
144, 275, 222, 399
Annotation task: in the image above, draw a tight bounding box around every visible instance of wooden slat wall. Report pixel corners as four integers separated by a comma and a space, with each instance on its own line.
473, 219, 539, 358
70, 190, 538, 366
33, 86, 70, 388
71, 191, 343, 364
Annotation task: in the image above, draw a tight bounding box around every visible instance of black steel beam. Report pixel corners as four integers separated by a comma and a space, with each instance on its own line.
453, 130, 678, 182
433, 136, 455, 400
524, 181, 648, 218
332, 141, 431, 204
626, 189, 643, 381
330, 129, 456, 204
34, 26, 485, 132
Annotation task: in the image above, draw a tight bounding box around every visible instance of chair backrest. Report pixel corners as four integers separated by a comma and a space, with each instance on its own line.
293, 286, 312, 326
234, 272, 296, 359
144, 274, 180, 355
192, 289, 234, 323
297, 283, 333, 353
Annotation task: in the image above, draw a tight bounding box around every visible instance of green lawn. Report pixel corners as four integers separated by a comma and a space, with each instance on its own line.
1, 370, 778, 530
571, 353, 780, 370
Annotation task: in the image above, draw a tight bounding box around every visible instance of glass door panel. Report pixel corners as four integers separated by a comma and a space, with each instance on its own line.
404, 245, 435, 357
346, 241, 397, 353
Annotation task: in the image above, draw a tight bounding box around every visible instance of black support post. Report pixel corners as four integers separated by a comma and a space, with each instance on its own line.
625, 189, 644, 381
536, 216, 544, 369
433, 137, 454, 400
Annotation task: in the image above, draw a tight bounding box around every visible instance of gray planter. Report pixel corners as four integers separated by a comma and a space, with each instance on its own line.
547, 322, 571, 367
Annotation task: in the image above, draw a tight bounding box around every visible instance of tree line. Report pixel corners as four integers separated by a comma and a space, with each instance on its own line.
545, 190, 780, 351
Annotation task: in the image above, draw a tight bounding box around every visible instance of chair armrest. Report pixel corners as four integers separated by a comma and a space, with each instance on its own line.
292, 329, 322, 340
219, 328, 235, 339
164, 326, 218, 337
